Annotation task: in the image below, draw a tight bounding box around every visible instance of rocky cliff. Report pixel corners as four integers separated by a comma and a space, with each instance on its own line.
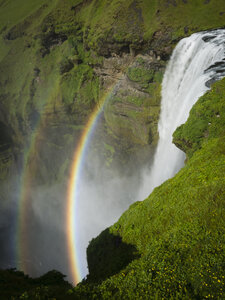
1, 0, 225, 182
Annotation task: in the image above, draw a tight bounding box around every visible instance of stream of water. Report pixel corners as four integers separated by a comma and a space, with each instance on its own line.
138, 29, 225, 200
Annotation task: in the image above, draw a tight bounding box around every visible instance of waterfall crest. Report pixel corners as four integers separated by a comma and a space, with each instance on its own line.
138, 29, 225, 200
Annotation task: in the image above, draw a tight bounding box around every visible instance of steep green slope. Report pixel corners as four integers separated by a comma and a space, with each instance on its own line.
70, 0, 225, 55
73, 78, 225, 299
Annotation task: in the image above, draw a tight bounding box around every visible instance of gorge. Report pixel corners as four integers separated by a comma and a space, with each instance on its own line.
0, 1, 225, 299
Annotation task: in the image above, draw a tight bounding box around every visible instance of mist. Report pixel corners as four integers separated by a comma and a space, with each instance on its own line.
0, 173, 71, 279
0, 110, 148, 284
75, 140, 144, 278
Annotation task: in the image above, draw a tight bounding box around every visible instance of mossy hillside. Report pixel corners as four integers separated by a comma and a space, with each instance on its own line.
74, 0, 144, 54
73, 78, 225, 298
104, 56, 163, 147
0, 0, 52, 61
1, 0, 225, 181
72, 0, 225, 56
87, 228, 140, 282
1, 0, 225, 130
155, 0, 225, 40
0, 0, 102, 183
142, 0, 225, 41
0, 0, 100, 128
85, 112, 155, 176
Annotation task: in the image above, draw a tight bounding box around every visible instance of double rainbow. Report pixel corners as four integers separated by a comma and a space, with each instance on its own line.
17, 81, 118, 285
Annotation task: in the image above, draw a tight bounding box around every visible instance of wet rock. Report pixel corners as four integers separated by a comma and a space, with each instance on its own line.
205, 61, 225, 72
205, 77, 216, 88
184, 26, 189, 34
150, 30, 173, 61
202, 35, 216, 42
40, 29, 67, 57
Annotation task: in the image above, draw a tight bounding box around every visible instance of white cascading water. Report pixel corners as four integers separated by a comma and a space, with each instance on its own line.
138, 29, 225, 200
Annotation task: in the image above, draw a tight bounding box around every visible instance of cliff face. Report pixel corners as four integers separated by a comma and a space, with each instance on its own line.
1, 0, 225, 183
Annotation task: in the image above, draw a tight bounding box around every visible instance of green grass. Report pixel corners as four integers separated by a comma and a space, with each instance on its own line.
173, 79, 225, 158
127, 66, 154, 85
0, 0, 47, 31
104, 55, 163, 149
0, 0, 101, 150
141, 0, 225, 40
67, 0, 225, 52
158, 0, 225, 39
72, 78, 225, 299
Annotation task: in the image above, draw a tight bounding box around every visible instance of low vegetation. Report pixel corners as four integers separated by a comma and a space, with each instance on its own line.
72, 78, 225, 299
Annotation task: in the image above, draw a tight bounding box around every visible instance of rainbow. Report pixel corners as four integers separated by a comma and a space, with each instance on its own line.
17, 117, 47, 273
17, 75, 119, 284
17, 82, 60, 274
67, 86, 116, 285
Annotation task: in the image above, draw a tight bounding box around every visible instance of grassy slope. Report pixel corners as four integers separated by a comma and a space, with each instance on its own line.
0, 0, 99, 144
104, 57, 164, 147
74, 78, 225, 299
75, 0, 225, 50
0, 0, 101, 181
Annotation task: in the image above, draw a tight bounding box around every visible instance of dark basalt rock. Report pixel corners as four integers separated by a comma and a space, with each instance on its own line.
202, 35, 216, 42
204, 61, 225, 72
40, 29, 67, 57
205, 77, 217, 87
204, 61, 225, 87
150, 30, 173, 61
184, 26, 189, 34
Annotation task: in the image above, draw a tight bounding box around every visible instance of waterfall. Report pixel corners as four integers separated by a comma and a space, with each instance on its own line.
138, 29, 225, 200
